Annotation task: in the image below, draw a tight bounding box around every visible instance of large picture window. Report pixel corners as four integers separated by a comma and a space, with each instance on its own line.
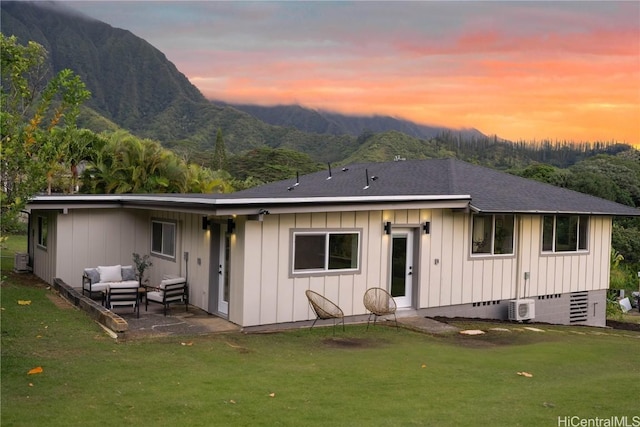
542, 215, 588, 253
471, 214, 515, 255
293, 231, 360, 274
151, 219, 176, 259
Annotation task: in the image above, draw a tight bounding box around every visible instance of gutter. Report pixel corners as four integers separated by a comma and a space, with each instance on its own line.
27, 194, 473, 215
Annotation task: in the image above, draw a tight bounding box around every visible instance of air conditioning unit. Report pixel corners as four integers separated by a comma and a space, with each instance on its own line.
14, 253, 29, 272
508, 299, 535, 321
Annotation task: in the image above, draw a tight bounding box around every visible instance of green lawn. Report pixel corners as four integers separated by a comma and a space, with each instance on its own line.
0, 234, 27, 272
2, 275, 638, 427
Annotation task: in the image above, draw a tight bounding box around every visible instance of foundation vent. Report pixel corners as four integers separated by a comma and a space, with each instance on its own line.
569, 292, 588, 323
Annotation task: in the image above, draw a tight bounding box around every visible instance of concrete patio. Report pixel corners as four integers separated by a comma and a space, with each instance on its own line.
51, 277, 462, 340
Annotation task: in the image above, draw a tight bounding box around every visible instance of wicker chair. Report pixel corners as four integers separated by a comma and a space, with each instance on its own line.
363, 287, 398, 330
305, 290, 345, 335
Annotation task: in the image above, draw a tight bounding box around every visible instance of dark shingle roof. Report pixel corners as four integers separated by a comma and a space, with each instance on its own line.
232, 158, 639, 216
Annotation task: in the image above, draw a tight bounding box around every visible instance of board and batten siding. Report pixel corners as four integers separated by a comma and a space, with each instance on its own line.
145, 210, 212, 313
31, 209, 213, 313
239, 209, 613, 327
422, 214, 612, 309
240, 210, 385, 327
42, 209, 148, 288
239, 209, 439, 327
518, 215, 611, 297
31, 210, 57, 285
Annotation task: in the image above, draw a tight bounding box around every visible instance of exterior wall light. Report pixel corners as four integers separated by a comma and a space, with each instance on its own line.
384, 221, 392, 235
227, 218, 236, 234
423, 222, 430, 234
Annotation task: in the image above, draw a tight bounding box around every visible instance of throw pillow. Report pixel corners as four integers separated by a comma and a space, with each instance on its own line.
98, 265, 122, 283
121, 265, 136, 281
84, 268, 100, 284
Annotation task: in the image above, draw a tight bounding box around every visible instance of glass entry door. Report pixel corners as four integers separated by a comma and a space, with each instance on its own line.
218, 226, 230, 316
390, 229, 413, 308
209, 223, 229, 318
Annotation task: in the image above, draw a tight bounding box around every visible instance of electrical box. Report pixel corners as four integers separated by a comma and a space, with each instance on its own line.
14, 253, 29, 272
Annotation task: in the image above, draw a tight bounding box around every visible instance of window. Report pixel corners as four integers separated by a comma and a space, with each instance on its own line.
151, 219, 176, 258
37, 216, 47, 249
293, 231, 360, 274
471, 214, 515, 255
542, 215, 588, 253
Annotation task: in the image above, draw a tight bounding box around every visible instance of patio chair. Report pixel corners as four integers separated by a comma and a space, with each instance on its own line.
305, 290, 345, 335
363, 287, 398, 330
106, 285, 140, 318
145, 278, 188, 316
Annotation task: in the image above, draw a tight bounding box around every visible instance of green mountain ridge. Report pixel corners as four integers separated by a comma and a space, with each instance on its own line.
1, 1, 635, 170
1, 1, 489, 165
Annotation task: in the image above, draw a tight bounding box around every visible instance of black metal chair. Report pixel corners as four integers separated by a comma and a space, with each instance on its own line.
106, 285, 140, 318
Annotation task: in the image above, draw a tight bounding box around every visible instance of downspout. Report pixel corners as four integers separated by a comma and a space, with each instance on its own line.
21, 210, 32, 267
515, 215, 523, 301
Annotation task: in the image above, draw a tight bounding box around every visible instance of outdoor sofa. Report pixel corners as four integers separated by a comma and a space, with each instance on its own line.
82, 264, 139, 297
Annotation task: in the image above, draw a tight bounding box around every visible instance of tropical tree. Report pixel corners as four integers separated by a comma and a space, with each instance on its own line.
212, 127, 227, 171
81, 131, 235, 194
1, 34, 91, 233
227, 147, 324, 183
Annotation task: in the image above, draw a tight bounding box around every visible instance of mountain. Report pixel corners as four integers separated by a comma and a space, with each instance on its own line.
218, 102, 485, 140
1, 1, 493, 163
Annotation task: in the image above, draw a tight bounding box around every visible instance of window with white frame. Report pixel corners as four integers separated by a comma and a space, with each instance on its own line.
37, 216, 47, 249
292, 231, 360, 274
471, 214, 515, 255
151, 219, 176, 258
542, 214, 588, 253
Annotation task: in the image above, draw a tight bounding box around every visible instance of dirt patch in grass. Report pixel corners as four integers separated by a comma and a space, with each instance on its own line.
1, 271, 48, 288
45, 292, 74, 309
445, 329, 565, 348
322, 337, 383, 349
606, 319, 640, 332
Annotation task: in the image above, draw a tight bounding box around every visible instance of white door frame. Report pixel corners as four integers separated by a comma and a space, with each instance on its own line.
389, 228, 414, 308
217, 224, 230, 316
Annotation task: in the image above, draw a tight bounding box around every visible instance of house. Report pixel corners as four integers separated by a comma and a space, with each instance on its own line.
25, 158, 639, 328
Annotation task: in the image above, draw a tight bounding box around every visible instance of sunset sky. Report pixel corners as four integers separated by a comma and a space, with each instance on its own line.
62, 1, 639, 146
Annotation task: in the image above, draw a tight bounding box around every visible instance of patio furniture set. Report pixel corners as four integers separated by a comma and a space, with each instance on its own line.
82, 265, 188, 318
83, 264, 393, 329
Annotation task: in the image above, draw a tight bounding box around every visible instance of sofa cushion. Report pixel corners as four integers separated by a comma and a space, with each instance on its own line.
121, 265, 136, 281
159, 277, 186, 289
106, 281, 139, 289
98, 265, 122, 283
84, 268, 100, 284
89, 283, 109, 293
146, 290, 163, 303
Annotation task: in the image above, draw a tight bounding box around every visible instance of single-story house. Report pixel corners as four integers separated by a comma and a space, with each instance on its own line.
25, 158, 639, 328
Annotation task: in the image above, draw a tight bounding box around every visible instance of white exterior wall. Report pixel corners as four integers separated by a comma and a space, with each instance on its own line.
240, 210, 388, 327
32, 206, 613, 328
54, 209, 148, 288
421, 213, 612, 308
31, 208, 213, 313
31, 210, 58, 284
239, 209, 613, 327
145, 210, 213, 313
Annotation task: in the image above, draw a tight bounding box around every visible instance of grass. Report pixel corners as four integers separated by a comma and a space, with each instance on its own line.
0, 233, 27, 272
2, 274, 639, 426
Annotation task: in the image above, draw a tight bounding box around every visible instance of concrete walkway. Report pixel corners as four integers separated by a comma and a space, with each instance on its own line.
397, 316, 460, 334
